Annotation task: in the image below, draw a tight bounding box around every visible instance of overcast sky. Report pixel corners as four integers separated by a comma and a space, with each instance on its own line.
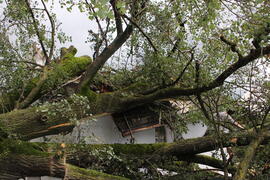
0, 1, 97, 56
51, 2, 97, 56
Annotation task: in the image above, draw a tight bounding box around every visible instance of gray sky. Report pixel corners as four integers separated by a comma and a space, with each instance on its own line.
0, 1, 97, 56
52, 2, 97, 56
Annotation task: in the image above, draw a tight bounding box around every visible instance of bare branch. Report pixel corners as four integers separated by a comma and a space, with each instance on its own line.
24, 0, 50, 64
194, 58, 212, 120
122, 14, 158, 52
40, 0, 55, 60
170, 48, 195, 87
121, 44, 270, 109
77, 25, 133, 92
197, 94, 212, 120
85, 0, 108, 48
8, 60, 44, 68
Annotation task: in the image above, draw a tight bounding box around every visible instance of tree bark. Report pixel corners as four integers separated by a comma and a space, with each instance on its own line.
232, 131, 266, 180
65, 131, 270, 169
0, 130, 268, 179
78, 25, 133, 91
0, 155, 65, 180
0, 155, 127, 180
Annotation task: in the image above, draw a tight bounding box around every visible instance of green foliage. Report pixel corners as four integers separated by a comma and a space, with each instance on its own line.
0, 46, 92, 112
41, 53, 91, 94
37, 94, 92, 124
59, 0, 116, 20
1, 0, 57, 58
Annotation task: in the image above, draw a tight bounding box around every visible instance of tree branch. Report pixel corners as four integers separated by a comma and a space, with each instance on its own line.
169, 48, 195, 86
0, 53, 91, 113
121, 44, 270, 109
122, 14, 158, 52
77, 25, 133, 92
110, 0, 123, 34
181, 155, 236, 174
220, 35, 243, 59
0, 154, 128, 180
15, 68, 49, 109
139, 51, 194, 96
40, 0, 55, 60
233, 130, 267, 180
2, 7, 65, 111
24, 0, 50, 64
8, 60, 44, 68
86, 0, 108, 49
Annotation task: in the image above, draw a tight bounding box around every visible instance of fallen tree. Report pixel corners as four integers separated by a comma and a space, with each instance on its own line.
0, 0, 270, 179
1, 130, 269, 179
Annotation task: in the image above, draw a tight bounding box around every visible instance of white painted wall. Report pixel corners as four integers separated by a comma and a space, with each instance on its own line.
182, 123, 207, 139
79, 115, 157, 144
31, 115, 174, 144
28, 115, 180, 180
25, 177, 61, 180
165, 126, 174, 142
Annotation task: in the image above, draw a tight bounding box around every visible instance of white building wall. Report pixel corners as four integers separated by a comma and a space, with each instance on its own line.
28, 115, 175, 180
31, 115, 168, 144
165, 126, 174, 143
182, 123, 207, 139
24, 177, 61, 180
79, 115, 157, 144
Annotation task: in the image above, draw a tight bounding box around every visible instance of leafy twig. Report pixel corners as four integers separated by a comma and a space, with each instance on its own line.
110, 0, 123, 34
220, 35, 243, 59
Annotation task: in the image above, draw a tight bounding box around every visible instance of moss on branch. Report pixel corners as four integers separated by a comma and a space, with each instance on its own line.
0, 140, 128, 179
66, 164, 129, 180
0, 47, 92, 113
233, 131, 267, 180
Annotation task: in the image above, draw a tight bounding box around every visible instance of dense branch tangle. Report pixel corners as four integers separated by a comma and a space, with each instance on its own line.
0, 0, 270, 179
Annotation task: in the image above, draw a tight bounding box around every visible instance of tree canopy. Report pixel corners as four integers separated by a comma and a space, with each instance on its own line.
0, 0, 270, 179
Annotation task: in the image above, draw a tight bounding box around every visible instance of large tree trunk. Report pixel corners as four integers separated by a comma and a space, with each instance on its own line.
0, 155, 127, 180
0, 140, 128, 180
1, 130, 268, 179
0, 155, 65, 180
0, 129, 269, 179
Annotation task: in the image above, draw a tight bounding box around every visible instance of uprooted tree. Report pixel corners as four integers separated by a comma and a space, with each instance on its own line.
0, 0, 270, 179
